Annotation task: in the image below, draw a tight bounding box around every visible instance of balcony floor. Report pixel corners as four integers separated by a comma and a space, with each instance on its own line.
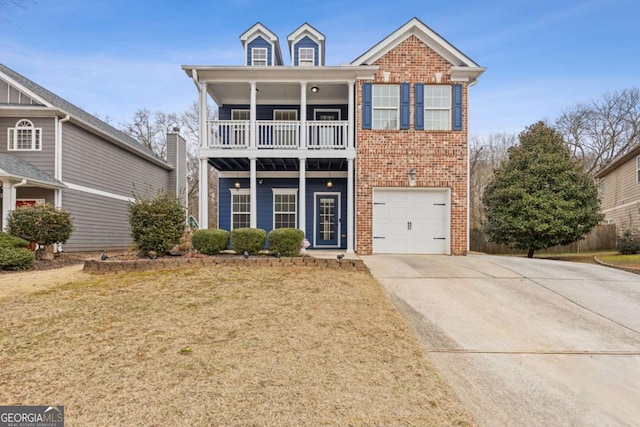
208, 157, 349, 172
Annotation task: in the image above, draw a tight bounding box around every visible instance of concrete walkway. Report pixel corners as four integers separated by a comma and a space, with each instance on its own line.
362, 254, 640, 427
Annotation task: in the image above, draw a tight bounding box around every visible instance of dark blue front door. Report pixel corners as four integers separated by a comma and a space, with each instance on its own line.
315, 194, 339, 247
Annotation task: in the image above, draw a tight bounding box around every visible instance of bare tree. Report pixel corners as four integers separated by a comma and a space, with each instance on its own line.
120, 109, 180, 158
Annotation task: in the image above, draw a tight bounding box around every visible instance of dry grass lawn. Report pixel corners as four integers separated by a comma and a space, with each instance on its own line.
0, 266, 474, 426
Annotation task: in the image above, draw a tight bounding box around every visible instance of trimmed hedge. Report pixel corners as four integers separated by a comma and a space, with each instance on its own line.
0, 246, 35, 270
268, 228, 304, 257
192, 229, 230, 255
617, 230, 640, 255
0, 232, 29, 249
231, 228, 266, 254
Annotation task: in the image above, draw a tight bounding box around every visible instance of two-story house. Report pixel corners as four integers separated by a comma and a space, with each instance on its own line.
184, 17, 484, 255
0, 64, 187, 252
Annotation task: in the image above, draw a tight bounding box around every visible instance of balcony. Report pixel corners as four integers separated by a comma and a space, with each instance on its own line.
206, 120, 349, 150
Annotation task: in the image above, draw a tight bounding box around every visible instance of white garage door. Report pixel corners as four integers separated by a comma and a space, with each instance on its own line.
372, 188, 450, 254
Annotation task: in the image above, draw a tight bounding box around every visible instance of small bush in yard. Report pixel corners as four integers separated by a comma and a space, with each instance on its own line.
231, 228, 266, 254
0, 232, 29, 249
192, 229, 230, 255
128, 189, 186, 256
617, 229, 640, 254
0, 246, 35, 270
268, 228, 304, 257
7, 204, 73, 258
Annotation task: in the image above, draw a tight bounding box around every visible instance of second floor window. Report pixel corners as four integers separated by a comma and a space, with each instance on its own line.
424, 85, 452, 130
252, 48, 268, 66
372, 85, 399, 130
8, 119, 41, 151
298, 48, 314, 66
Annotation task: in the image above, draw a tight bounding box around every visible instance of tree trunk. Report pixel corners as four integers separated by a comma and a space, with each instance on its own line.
527, 248, 535, 258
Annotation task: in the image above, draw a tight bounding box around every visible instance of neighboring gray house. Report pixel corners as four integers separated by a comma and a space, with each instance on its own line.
0, 63, 187, 252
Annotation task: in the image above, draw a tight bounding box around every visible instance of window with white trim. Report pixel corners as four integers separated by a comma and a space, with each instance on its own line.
231, 189, 250, 230
298, 47, 314, 66
273, 189, 297, 229
7, 119, 42, 151
424, 85, 452, 130
252, 47, 268, 66
372, 85, 399, 130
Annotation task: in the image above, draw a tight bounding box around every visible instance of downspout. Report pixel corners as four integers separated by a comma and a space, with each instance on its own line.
56, 115, 70, 253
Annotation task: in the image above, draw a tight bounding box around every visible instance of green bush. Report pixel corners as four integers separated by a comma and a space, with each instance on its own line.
0, 232, 29, 249
128, 189, 186, 256
192, 229, 230, 255
7, 204, 73, 253
617, 229, 640, 254
231, 228, 266, 254
268, 228, 304, 257
0, 246, 35, 270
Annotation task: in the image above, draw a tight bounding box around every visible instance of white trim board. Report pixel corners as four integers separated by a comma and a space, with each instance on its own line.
63, 182, 133, 202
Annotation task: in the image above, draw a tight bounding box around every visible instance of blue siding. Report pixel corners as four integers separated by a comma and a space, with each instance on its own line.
247, 36, 272, 65
219, 177, 347, 249
220, 104, 348, 121
294, 36, 319, 66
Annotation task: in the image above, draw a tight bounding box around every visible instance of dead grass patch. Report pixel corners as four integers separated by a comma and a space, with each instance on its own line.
0, 266, 474, 426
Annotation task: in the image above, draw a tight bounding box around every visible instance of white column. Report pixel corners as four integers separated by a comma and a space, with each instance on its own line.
298, 158, 306, 236
250, 82, 257, 149
300, 82, 307, 149
250, 158, 257, 228
199, 158, 209, 229
347, 158, 355, 253
199, 82, 208, 149
347, 81, 355, 149
1, 179, 11, 232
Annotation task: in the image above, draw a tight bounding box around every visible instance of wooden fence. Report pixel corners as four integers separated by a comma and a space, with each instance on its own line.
470, 224, 617, 255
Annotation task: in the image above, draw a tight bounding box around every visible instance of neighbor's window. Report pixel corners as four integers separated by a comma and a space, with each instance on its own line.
372, 84, 399, 130
231, 189, 250, 229
424, 85, 452, 130
298, 47, 314, 66
637, 156, 640, 183
273, 189, 297, 229
252, 48, 268, 66
7, 119, 41, 151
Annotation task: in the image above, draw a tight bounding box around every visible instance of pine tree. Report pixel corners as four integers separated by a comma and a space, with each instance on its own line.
483, 121, 603, 258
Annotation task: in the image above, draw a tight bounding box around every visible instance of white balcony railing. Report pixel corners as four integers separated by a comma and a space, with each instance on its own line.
206, 120, 348, 150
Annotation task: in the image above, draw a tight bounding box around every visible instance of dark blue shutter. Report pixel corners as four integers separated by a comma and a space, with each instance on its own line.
400, 83, 410, 129
363, 83, 372, 129
453, 84, 463, 131
414, 83, 424, 130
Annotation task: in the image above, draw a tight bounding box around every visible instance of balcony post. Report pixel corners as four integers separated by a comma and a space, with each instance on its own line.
300, 82, 307, 149
299, 158, 306, 237
199, 82, 208, 148
250, 157, 257, 228
347, 157, 354, 253
250, 82, 257, 149
198, 158, 209, 229
347, 81, 355, 149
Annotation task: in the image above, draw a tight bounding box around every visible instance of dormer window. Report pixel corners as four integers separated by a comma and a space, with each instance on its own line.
7, 119, 41, 151
252, 48, 268, 66
298, 48, 315, 66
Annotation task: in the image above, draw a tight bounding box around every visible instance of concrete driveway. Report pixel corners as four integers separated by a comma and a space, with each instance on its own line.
361, 254, 640, 427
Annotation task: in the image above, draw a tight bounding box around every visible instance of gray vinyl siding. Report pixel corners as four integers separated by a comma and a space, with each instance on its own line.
600, 156, 640, 230
0, 79, 38, 105
167, 133, 187, 198
0, 116, 56, 175
61, 189, 132, 252
61, 122, 170, 197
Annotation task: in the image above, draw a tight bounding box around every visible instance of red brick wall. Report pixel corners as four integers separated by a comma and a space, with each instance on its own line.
356, 35, 469, 255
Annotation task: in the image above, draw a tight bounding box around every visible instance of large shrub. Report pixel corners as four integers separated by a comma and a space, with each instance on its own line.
128, 189, 186, 256
0, 246, 35, 270
0, 232, 29, 249
617, 229, 640, 255
231, 228, 266, 254
192, 229, 230, 255
7, 204, 73, 256
268, 228, 304, 257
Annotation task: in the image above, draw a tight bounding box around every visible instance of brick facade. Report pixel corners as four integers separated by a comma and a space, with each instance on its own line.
355, 35, 469, 255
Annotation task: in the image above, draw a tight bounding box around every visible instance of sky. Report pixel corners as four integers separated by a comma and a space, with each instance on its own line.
1, 0, 638, 139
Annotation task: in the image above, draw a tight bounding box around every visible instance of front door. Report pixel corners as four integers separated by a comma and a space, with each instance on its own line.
315, 193, 340, 247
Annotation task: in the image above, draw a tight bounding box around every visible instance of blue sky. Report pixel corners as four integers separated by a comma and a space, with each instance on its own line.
1, 0, 638, 138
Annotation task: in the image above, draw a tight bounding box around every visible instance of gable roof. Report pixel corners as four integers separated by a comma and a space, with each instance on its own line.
0, 154, 65, 188
0, 63, 170, 169
287, 23, 326, 65
351, 17, 485, 84
239, 22, 284, 65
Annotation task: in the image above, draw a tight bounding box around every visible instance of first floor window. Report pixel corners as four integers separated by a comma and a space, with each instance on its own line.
424, 85, 452, 130
8, 119, 41, 151
231, 189, 250, 229
273, 189, 297, 229
373, 84, 399, 130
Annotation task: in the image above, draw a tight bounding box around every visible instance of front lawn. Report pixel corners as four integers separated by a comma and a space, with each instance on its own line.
597, 253, 640, 270
0, 266, 474, 426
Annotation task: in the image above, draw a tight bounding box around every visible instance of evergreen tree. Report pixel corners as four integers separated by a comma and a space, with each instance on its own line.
483, 121, 603, 258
